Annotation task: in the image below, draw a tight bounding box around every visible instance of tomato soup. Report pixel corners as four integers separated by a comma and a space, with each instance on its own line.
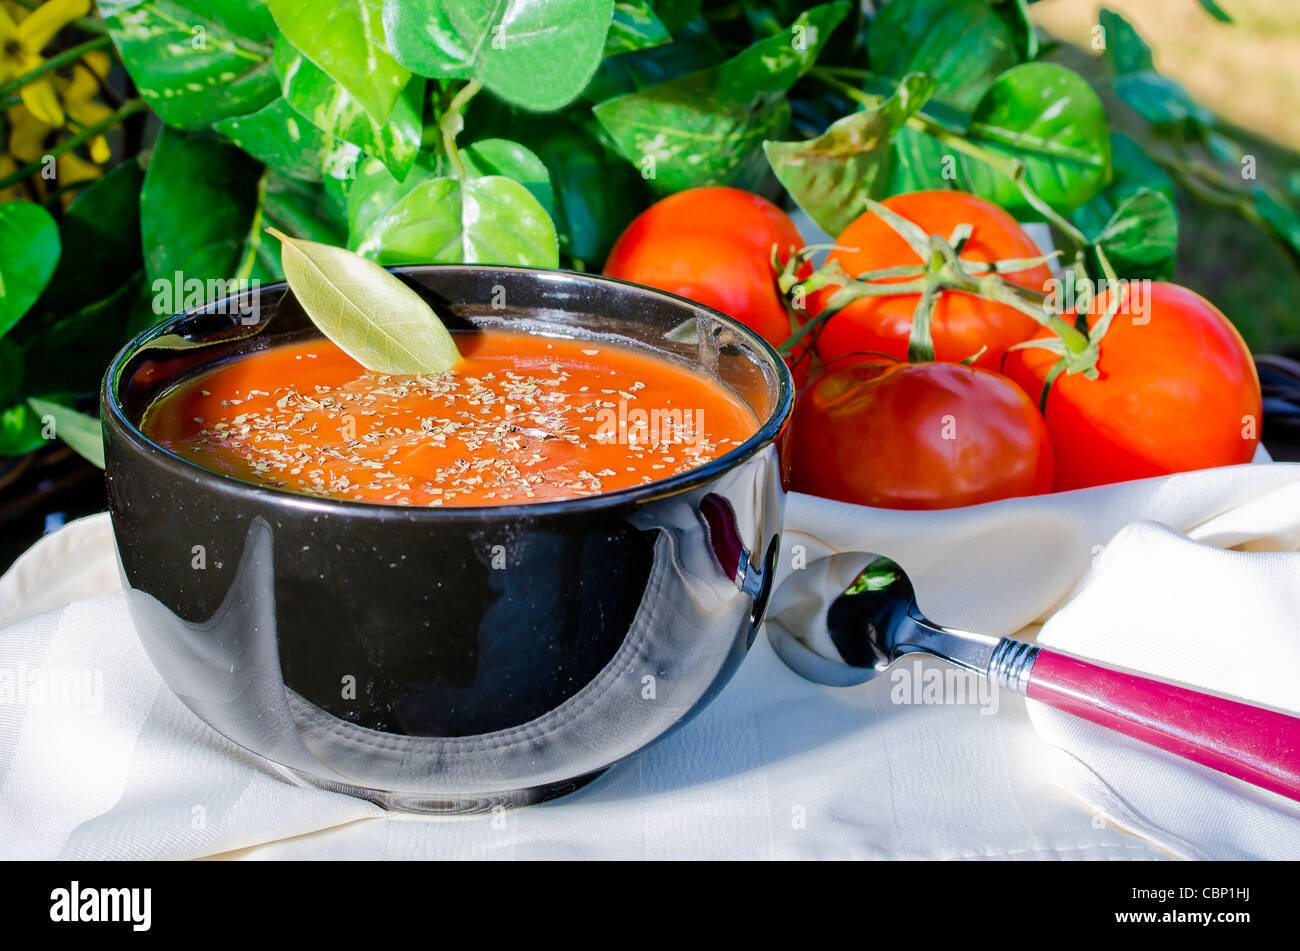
142, 330, 758, 506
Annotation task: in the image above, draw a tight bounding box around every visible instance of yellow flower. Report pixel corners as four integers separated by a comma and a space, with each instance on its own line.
0, 0, 93, 126
55, 144, 99, 188
5, 101, 52, 163
2, 45, 113, 197
55, 49, 111, 161
4, 96, 103, 206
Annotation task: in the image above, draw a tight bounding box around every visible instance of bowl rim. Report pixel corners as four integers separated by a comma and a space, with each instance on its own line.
101, 264, 794, 520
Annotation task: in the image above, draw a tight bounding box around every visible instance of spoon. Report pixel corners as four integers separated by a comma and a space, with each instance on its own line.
767, 556, 1300, 803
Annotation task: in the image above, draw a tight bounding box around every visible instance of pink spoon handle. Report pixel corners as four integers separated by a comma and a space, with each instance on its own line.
1023, 648, 1300, 802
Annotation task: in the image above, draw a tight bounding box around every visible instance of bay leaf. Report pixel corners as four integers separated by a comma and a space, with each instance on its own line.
268, 229, 460, 375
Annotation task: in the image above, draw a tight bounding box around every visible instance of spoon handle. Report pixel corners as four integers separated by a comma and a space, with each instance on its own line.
1021, 647, 1300, 803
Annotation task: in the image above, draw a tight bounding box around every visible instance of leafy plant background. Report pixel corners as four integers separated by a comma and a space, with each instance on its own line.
2, 0, 1300, 470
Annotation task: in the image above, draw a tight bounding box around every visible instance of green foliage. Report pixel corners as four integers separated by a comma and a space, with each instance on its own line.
267, 0, 409, 123
605, 1, 672, 57
1088, 189, 1179, 276
140, 127, 275, 286
382, 0, 615, 111
353, 175, 558, 268
101, 0, 280, 129
765, 73, 937, 237
273, 38, 424, 181
594, 3, 851, 195
885, 64, 1111, 217
4, 0, 1300, 466
868, 0, 1019, 110
213, 98, 357, 182
0, 202, 60, 338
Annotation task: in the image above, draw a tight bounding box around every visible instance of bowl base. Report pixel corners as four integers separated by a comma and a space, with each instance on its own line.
276, 764, 610, 816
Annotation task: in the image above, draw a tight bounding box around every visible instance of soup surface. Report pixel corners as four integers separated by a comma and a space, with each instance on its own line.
142, 330, 758, 506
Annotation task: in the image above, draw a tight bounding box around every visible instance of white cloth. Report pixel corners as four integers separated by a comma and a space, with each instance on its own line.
1, 460, 1298, 859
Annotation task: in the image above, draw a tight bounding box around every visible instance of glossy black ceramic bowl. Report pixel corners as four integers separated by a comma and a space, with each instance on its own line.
102, 266, 792, 812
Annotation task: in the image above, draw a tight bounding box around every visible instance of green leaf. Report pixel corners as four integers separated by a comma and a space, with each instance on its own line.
594, 2, 850, 195
353, 176, 559, 268
967, 63, 1111, 212
461, 139, 555, 221
0, 403, 46, 456
345, 153, 442, 247
1205, 131, 1244, 166
1089, 188, 1178, 272
465, 99, 649, 263
1195, 0, 1233, 23
101, 0, 280, 129
0, 202, 60, 339
1098, 8, 1212, 135
888, 62, 1111, 217
267, 0, 409, 123
1098, 7, 1154, 75
27, 398, 105, 469
274, 37, 424, 181
583, 16, 726, 102
345, 140, 555, 254
32, 158, 144, 321
214, 98, 361, 182
243, 174, 349, 284
1071, 131, 1176, 254
141, 128, 271, 295
143, 131, 348, 315
605, 0, 671, 56
382, 0, 616, 111
22, 275, 149, 397
16, 161, 151, 397
269, 230, 460, 375
263, 175, 349, 248
533, 120, 647, 264
1114, 72, 1214, 132
764, 73, 936, 237
999, 0, 1039, 60
868, 0, 1020, 110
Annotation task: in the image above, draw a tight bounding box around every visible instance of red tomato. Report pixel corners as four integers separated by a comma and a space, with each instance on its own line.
789, 357, 1054, 509
1003, 282, 1261, 490
603, 186, 805, 346
808, 191, 1052, 370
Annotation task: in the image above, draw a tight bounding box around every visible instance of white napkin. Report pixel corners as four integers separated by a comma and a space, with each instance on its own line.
768, 461, 1300, 859
1, 462, 1297, 859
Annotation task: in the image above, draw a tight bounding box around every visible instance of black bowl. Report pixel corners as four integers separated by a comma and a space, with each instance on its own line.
102, 266, 792, 812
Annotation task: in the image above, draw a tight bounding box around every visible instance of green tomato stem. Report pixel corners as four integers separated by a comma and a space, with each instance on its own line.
776, 276, 929, 357
906, 253, 945, 363
807, 68, 1091, 252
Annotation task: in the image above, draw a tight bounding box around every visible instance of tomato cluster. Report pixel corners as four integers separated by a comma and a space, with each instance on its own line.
604, 187, 1263, 510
